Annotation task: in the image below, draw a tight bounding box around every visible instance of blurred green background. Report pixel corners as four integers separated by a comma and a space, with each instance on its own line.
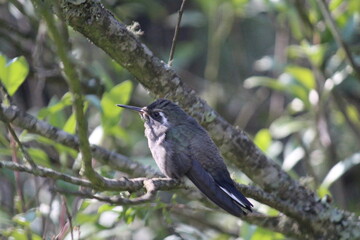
0, 0, 360, 239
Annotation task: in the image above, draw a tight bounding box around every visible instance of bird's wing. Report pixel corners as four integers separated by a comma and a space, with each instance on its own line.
213, 174, 253, 212
169, 123, 252, 216
186, 160, 247, 217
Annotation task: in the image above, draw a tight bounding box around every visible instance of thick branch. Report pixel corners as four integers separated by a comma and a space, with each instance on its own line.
0, 104, 159, 177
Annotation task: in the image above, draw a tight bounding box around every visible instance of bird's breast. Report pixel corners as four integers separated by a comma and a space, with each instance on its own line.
144, 124, 169, 176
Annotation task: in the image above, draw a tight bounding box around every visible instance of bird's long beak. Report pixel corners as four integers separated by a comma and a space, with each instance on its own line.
116, 104, 143, 112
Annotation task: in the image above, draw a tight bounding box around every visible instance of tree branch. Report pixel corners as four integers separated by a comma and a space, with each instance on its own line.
32, 0, 105, 186
0, 105, 37, 169
0, 104, 159, 177
168, 0, 187, 65
0, 160, 92, 188
54, 179, 159, 205
0, 159, 180, 193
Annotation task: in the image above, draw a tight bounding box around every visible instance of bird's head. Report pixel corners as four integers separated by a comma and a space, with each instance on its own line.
117, 99, 187, 127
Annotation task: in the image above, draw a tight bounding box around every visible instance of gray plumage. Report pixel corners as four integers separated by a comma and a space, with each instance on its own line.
117, 99, 253, 216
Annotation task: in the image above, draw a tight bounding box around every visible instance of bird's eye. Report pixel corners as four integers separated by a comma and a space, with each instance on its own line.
152, 112, 161, 119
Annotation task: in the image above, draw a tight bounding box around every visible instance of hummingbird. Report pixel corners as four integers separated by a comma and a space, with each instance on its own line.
117, 99, 253, 216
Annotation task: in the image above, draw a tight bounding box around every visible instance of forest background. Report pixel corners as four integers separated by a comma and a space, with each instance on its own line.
0, 0, 360, 239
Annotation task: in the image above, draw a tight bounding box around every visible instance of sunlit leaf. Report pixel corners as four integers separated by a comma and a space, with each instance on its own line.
321, 153, 360, 189
9, 228, 42, 240
63, 113, 76, 134
329, 0, 342, 10
306, 44, 326, 67
123, 207, 136, 224
97, 204, 124, 214
317, 185, 331, 198
286, 65, 315, 90
75, 212, 98, 225
270, 116, 308, 139
0, 54, 29, 96
346, 104, 360, 126
251, 226, 284, 240
254, 129, 272, 152
78, 200, 92, 212
282, 146, 305, 171
101, 80, 133, 121
349, 0, 360, 14
244, 76, 285, 91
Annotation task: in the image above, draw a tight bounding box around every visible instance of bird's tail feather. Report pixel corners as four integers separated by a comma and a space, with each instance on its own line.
185, 160, 248, 217
216, 180, 253, 212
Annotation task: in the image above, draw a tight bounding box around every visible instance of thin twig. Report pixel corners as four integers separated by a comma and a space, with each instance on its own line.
0, 160, 93, 188
62, 195, 74, 240
42, 183, 56, 239
168, 0, 187, 66
316, 0, 360, 81
0, 106, 37, 169
9, 134, 26, 213
54, 179, 158, 205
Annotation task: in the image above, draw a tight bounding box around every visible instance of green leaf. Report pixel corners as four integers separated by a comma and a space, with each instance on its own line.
346, 105, 360, 125
63, 112, 76, 134
108, 125, 128, 139
251, 227, 284, 240
78, 199, 92, 212
9, 229, 42, 240
28, 148, 51, 168
101, 80, 133, 120
254, 129, 272, 152
0, 54, 29, 96
38, 92, 72, 119
75, 212, 98, 225
98, 204, 117, 214
285, 65, 315, 90
317, 185, 331, 198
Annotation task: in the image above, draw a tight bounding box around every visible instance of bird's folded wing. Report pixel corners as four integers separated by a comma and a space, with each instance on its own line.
185, 160, 247, 217
214, 177, 253, 212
